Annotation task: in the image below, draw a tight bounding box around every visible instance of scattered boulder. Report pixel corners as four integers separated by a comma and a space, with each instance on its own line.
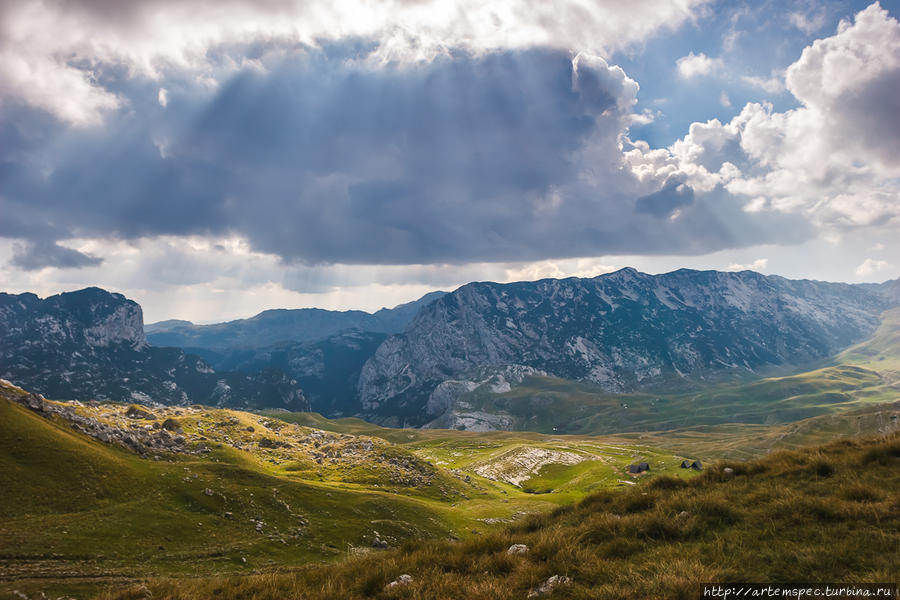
507, 543, 529, 555
258, 437, 281, 449
24, 392, 46, 412
386, 574, 413, 589
527, 575, 572, 598
255, 521, 264, 532
677, 511, 690, 519
224, 512, 233, 518
203, 488, 214, 496
246, 426, 255, 432
126, 405, 155, 420
372, 537, 389, 549
723, 467, 735, 478
161, 418, 180, 431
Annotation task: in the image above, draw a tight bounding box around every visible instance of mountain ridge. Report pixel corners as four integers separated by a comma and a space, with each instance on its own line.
357, 268, 899, 425
145, 290, 447, 350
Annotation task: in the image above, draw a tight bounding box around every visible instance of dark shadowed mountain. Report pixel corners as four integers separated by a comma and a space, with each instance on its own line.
145, 291, 447, 351
357, 269, 900, 425
0, 288, 307, 410
198, 329, 389, 417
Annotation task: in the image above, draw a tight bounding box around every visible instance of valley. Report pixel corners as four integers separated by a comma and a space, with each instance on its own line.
1, 272, 898, 599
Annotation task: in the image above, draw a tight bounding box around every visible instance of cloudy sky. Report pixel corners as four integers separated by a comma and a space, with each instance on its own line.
1, 0, 899, 322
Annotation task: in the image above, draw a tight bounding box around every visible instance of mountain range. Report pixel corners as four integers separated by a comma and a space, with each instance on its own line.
2, 270, 898, 424
358, 268, 899, 425
145, 291, 447, 350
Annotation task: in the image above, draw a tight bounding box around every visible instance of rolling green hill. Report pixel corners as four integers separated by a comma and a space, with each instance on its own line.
97, 432, 900, 600
838, 307, 900, 374
0, 382, 691, 599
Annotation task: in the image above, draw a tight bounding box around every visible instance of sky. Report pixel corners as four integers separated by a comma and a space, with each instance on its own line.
1, 0, 899, 323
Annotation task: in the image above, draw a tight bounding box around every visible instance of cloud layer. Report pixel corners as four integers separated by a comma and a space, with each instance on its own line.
3, 43, 805, 269
0, 0, 707, 125
0, 0, 898, 308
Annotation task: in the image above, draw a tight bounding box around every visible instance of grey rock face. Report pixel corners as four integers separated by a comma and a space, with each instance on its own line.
359, 269, 897, 423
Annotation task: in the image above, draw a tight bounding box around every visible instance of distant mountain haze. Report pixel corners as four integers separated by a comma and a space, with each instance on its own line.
145, 291, 447, 350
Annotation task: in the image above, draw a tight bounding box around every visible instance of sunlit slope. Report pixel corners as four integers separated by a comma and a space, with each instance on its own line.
271, 412, 696, 501
0, 393, 459, 588
99, 432, 900, 600
2, 384, 695, 597
838, 307, 900, 374
620, 400, 900, 461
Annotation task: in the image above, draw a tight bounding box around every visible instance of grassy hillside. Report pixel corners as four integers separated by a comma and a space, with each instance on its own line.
838, 307, 900, 375
621, 400, 900, 461
97, 432, 900, 600
0, 394, 463, 597
0, 384, 691, 599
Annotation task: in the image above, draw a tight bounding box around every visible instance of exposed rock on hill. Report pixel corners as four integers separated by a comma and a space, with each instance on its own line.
0, 379, 441, 490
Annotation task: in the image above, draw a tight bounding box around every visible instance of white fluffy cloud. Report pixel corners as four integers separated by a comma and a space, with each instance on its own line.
726, 258, 768, 272
0, 0, 708, 125
676, 52, 723, 78
855, 257, 892, 277
627, 2, 900, 236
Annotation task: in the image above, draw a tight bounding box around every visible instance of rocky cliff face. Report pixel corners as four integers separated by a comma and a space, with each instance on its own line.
1, 287, 146, 349
0, 288, 307, 410
358, 269, 898, 424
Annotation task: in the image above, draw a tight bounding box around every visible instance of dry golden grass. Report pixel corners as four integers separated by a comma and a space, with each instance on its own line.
96, 433, 900, 600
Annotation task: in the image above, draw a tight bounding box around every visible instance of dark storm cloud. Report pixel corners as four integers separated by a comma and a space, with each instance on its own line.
635, 180, 694, 218
11, 241, 103, 271
0, 46, 811, 266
